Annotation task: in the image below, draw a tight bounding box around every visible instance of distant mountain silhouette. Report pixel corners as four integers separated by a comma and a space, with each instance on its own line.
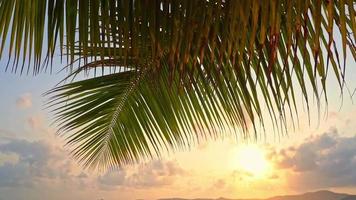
159, 190, 356, 200
267, 190, 347, 200
341, 195, 356, 200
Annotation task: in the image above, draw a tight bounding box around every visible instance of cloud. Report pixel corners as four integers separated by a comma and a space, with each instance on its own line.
0, 129, 18, 140
98, 170, 126, 187
213, 179, 226, 189
27, 114, 44, 130
0, 136, 188, 197
25, 114, 55, 137
99, 160, 186, 189
16, 93, 32, 109
0, 139, 49, 165
270, 129, 356, 190
128, 160, 186, 187
0, 139, 81, 188
230, 169, 254, 181
0, 139, 50, 187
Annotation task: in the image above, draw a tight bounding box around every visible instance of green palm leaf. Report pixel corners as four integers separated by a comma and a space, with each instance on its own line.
48, 59, 260, 169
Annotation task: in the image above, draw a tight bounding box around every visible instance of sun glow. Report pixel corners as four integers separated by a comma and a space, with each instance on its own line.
234, 144, 271, 177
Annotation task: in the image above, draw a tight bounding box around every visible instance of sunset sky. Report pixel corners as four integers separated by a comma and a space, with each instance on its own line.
1, 40, 356, 200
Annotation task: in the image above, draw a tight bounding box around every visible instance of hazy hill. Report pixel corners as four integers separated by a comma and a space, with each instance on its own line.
267, 190, 348, 200
341, 196, 356, 200
159, 190, 356, 200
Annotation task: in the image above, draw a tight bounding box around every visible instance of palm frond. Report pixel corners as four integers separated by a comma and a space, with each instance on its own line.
48, 58, 264, 169
1, 1, 355, 76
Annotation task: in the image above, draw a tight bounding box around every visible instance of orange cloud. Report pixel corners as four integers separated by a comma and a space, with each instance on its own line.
27, 115, 44, 130
16, 93, 32, 109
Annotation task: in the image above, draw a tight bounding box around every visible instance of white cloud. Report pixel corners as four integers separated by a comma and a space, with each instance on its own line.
0, 139, 50, 187
98, 160, 186, 189
0, 138, 84, 188
98, 170, 126, 187
0, 135, 191, 199
270, 129, 356, 190
16, 93, 32, 109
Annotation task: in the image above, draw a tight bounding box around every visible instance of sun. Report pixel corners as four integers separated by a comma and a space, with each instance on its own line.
234, 144, 270, 177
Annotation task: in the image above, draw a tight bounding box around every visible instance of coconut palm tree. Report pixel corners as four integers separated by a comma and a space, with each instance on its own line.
0, 0, 355, 170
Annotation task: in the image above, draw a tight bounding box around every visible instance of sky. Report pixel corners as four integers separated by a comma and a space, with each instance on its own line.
1, 37, 356, 200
